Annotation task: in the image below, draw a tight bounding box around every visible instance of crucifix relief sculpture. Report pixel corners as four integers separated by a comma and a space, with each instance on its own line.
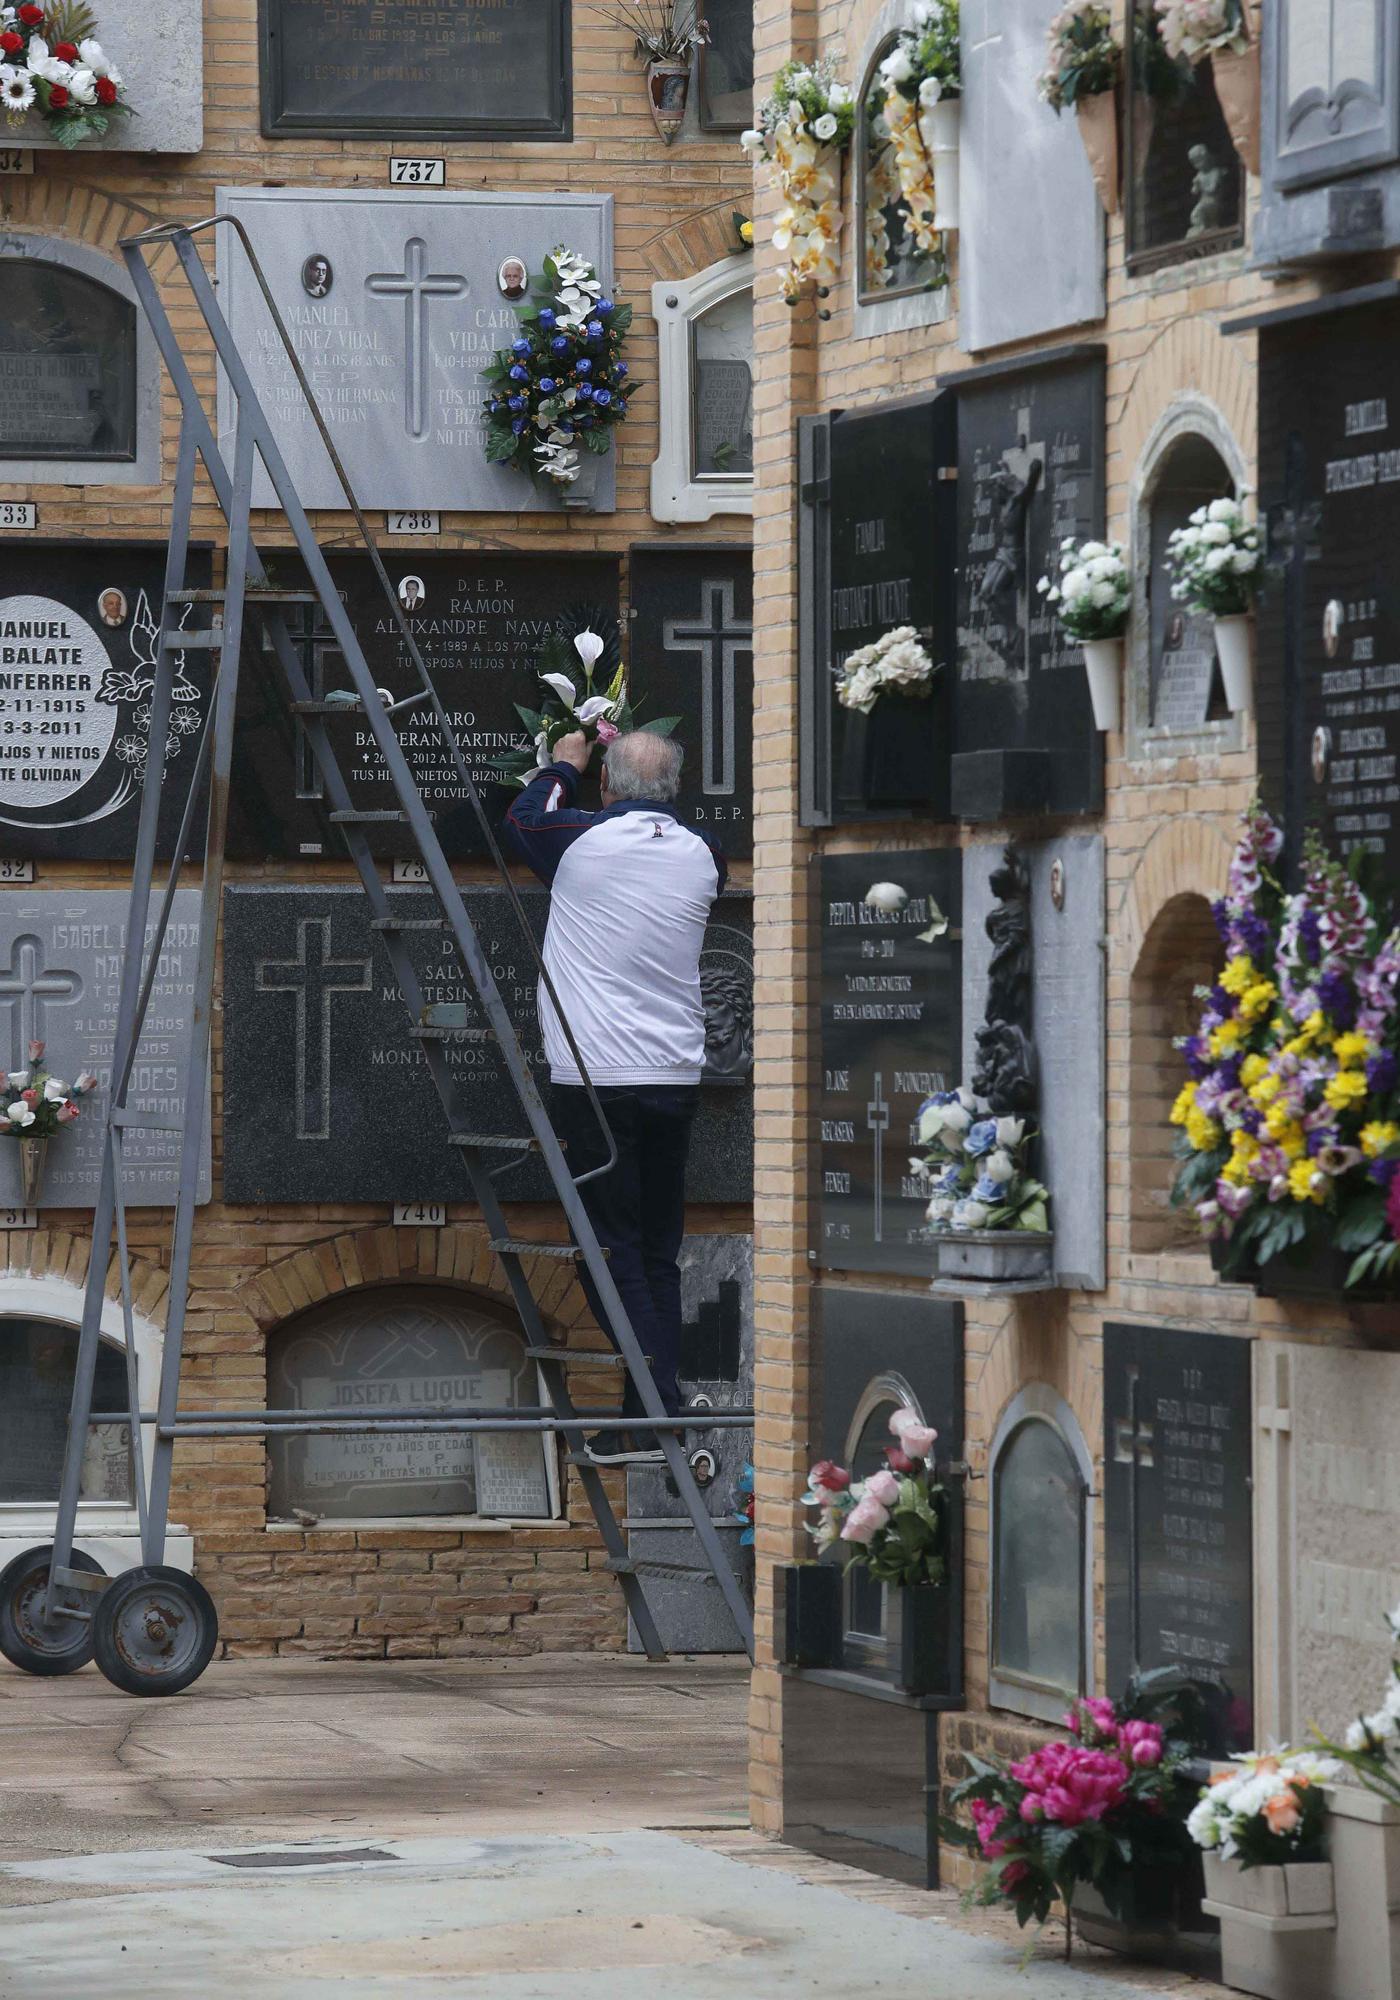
971, 846, 1036, 1120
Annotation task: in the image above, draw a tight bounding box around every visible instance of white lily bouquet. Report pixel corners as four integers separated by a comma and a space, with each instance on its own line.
740, 56, 856, 305
1037, 536, 1130, 640
1165, 496, 1262, 618
834, 625, 937, 714
492, 617, 679, 788
916, 1087, 1050, 1234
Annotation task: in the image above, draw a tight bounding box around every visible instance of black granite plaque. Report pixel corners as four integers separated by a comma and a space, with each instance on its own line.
952, 349, 1105, 820
1104, 1323, 1254, 1758
629, 546, 752, 861
222, 885, 752, 1205
828, 395, 955, 819
261, 0, 569, 138
817, 851, 961, 1278
1258, 295, 1400, 881
227, 552, 619, 861
0, 542, 212, 862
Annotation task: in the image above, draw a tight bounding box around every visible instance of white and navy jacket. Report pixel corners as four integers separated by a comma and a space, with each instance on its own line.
504, 762, 727, 1088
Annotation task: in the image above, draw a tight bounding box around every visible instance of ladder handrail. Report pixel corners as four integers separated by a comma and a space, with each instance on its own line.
120, 212, 621, 1190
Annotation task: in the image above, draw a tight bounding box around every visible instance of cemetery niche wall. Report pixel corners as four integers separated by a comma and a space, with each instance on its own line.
1249, 286, 1400, 883
1104, 1323, 1254, 1759
816, 849, 961, 1278
222, 885, 753, 1207
227, 552, 619, 861
798, 393, 956, 826
627, 546, 753, 860
0, 544, 213, 863
952, 347, 1106, 822
260, 0, 569, 139
216, 188, 612, 513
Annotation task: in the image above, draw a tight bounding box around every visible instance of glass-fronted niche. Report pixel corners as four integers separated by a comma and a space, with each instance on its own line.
0, 260, 138, 462
266, 1287, 555, 1524
698, 0, 753, 131
651, 259, 754, 522
1126, 0, 1243, 270
0, 1318, 133, 1504
858, 37, 947, 303
989, 1386, 1092, 1722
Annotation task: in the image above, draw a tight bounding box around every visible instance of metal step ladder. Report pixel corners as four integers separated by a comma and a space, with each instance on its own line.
0, 213, 753, 1695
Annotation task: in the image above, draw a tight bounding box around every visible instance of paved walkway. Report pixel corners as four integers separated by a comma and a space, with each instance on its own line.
0, 1656, 1227, 1999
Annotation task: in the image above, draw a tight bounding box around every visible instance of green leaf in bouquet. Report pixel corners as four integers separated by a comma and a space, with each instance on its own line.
638, 715, 682, 737
1334, 1189, 1389, 1251
610, 302, 634, 334
582, 427, 612, 455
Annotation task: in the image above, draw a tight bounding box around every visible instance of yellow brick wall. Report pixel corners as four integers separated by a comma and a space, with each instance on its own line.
0, 10, 754, 1657
745, 0, 1395, 1850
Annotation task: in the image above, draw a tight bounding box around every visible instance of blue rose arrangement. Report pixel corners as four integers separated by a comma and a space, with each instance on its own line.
484, 248, 634, 490
916, 1086, 1050, 1235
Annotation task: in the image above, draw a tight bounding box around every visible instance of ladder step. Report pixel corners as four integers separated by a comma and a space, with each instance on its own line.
489, 1237, 588, 1262
290, 698, 369, 715
524, 1346, 626, 1367
329, 810, 407, 823
410, 1025, 491, 1042
447, 1134, 537, 1153
607, 1556, 719, 1585
371, 917, 448, 932
168, 587, 322, 605
164, 627, 222, 649
421, 1003, 475, 1028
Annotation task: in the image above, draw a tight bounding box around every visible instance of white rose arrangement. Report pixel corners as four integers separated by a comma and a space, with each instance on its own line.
1164, 496, 1262, 619
0, 0, 128, 145
834, 624, 937, 714
870, 0, 958, 281
1036, 536, 1131, 641
1154, 0, 1248, 64
1186, 1751, 1339, 1862
740, 57, 856, 305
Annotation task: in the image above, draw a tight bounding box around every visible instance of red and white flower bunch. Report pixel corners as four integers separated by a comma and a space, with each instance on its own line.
1, 1041, 97, 1137
801, 1405, 945, 1587
0, 0, 128, 147
947, 1692, 1192, 1951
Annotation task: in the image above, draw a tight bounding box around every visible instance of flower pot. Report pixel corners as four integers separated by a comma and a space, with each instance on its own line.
18, 1136, 46, 1207
833, 686, 936, 815
1214, 613, 1254, 715
922, 97, 960, 232
1211, 42, 1261, 177
777, 1561, 842, 1669
1075, 88, 1120, 215
645, 58, 691, 145
1201, 1855, 1336, 2000
1323, 1784, 1400, 2000
884, 1580, 954, 1698
1071, 1855, 1207, 1958
559, 452, 604, 513
932, 1228, 1054, 1289
1081, 634, 1123, 732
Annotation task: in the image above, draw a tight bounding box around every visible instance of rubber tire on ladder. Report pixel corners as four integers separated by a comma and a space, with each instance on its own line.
91, 1565, 219, 1697
0, 1544, 106, 1676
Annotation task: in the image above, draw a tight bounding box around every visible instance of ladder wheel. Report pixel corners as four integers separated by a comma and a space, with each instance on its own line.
91, 1566, 219, 1698
0, 1544, 106, 1677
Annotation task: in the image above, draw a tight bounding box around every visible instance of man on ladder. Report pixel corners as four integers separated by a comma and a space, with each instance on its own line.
506, 728, 725, 1467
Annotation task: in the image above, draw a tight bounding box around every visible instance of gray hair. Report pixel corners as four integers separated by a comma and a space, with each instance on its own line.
602, 730, 684, 802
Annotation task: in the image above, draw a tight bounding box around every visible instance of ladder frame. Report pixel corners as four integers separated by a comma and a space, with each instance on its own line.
37, 214, 753, 1672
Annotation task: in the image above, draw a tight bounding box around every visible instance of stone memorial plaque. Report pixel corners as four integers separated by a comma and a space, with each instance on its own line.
266, 1290, 545, 1521
217, 188, 613, 513
694, 359, 753, 476
0, 890, 211, 1209
628, 546, 752, 861
828, 395, 955, 818
1153, 615, 1217, 732
817, 851, 961, 1278
953, 350, 1105, 820
222, 886, 752, 1206
1105, 1323, 1254, 1757
227, 551, 619, 861
1256, 1343, 1400, 1745
960, 0, 1103, 353
961, 836, 1105, 1290
262, 0, 568, 139
0, 544, 212, 862
474, 1430, 552, 1518
1257, 294, 1400, 879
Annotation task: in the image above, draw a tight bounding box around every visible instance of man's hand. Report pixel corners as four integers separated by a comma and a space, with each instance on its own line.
554, 730, 592, 773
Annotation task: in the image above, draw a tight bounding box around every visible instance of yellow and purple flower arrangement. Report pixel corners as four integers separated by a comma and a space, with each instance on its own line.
1171, 803, 1400, 1286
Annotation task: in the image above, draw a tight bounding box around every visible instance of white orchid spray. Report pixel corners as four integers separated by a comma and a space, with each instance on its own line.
491, 617, 682, 789
741, 56, 856, 304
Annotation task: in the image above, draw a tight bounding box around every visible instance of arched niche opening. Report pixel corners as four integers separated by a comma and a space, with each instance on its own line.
988, 1384, 1094, 1723
1144, 432, 1237, 734
1130, 890, 1221, 1256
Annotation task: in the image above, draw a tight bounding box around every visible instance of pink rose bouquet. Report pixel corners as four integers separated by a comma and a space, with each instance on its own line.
945, 1690, 1191, 1958
799, 1404, 946, 1587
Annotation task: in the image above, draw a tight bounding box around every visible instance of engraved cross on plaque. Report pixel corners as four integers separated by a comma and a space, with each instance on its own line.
663, 579, 751, 796
0, 934, 81, 1070
256, 918, 372, 1142
365, 237, 468, 442
867, 1070, 890, 1244
1113, 1363, 1155, 1680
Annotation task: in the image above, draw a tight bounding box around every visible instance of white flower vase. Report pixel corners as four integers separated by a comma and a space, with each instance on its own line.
1214, 612, 1254, 714
1081, 634, 1123, 733
923, 97, 960, 232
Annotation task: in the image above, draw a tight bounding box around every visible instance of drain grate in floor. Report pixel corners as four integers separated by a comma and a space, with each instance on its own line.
210, 1847, 401, 1870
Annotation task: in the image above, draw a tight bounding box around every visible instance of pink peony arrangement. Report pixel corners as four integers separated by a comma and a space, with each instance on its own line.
800, 1406, 945, 1587
946, 1692, 1187, 1958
